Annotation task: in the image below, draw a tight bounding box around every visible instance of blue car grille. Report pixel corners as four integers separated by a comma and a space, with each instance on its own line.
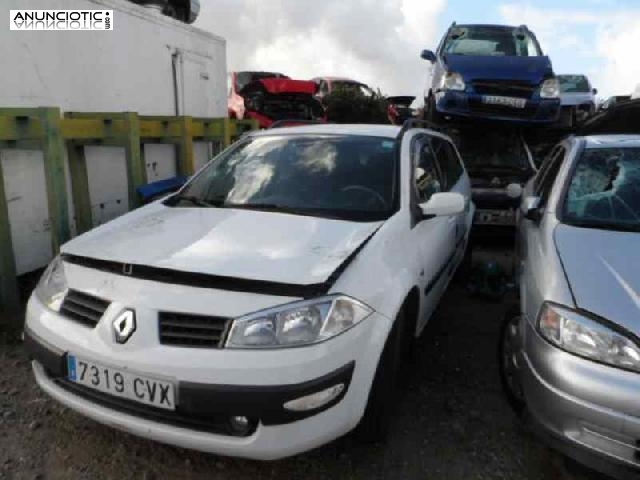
472, 80, 537, 99
468, 99, 538, 119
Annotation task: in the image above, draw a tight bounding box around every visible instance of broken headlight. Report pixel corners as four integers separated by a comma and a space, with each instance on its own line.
539, 78, 560, 98
226, 295, 373, 349
440, 72, 466, 91
35, 256, 68, 312
538, 303, 640, 372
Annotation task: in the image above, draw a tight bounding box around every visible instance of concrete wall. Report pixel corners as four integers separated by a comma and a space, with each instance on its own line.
0, 0, 227, 274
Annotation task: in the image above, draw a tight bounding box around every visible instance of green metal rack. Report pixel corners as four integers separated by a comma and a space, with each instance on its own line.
0, 107, 257, 322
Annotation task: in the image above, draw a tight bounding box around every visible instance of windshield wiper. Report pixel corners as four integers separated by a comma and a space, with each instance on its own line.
167, 194, 215, 208
224, 203, 352, 220
566, 220, 640, 233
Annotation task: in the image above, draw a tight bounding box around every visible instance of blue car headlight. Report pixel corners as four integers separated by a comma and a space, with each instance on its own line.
539, 78, 560, 99
440, 72, 466, 92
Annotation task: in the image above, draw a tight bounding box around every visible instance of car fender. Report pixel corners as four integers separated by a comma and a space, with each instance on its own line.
330, 212, 421, 333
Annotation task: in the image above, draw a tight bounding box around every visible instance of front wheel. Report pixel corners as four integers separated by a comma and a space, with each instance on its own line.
498, 305, 526, 415
355, 306, 407, 442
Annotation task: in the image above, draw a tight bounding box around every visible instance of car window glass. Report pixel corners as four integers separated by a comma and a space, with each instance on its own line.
563, 148, 640, 231
178, 134, 398, 222
537, 147, 565, 204
443, 26, 541, 57
413, 137, 442, 203
431, 137, 463, 190
534, 145, 562, 191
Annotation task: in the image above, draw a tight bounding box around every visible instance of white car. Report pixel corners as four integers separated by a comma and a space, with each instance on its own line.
24, 124, 474, 460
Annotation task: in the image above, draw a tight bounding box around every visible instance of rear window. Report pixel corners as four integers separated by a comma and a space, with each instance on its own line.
562, 147, 640, 232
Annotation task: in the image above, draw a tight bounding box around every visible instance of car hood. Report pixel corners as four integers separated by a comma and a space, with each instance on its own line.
257, 78, 318, 95
559, 92, 594, 106
62, 203, 382, 286
555, 224, 640, 334
580, 99, 640, 135
444, 54, 553, 84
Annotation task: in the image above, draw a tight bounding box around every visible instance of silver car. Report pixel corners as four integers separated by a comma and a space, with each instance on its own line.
501, 134, 640, 479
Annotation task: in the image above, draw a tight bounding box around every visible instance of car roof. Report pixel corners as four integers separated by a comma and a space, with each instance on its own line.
250, 124, 401, 139
454, 23, 522, 30
580, 134, 640, 148
313, 76, 360, 83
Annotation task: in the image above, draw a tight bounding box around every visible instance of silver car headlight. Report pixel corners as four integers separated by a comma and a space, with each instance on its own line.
35, 256, 68, 312
539, 78, 560, 98
226, 295, 373, 349
440, 72, 466, 91
538, 303, 640, 372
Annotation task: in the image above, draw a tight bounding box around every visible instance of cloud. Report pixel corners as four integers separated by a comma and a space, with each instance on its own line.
195, 0, 447, 96
499, 4, 640, 97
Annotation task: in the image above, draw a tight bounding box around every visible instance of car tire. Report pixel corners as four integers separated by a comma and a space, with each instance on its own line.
498, 305, 526, 416
355, 305, 407, 442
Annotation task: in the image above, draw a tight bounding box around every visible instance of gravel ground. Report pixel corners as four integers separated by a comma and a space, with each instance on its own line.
0, 247, 598, 480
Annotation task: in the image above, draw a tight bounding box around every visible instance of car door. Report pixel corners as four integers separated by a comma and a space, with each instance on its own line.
409, 133, 457, 332
431, 136, 472, 259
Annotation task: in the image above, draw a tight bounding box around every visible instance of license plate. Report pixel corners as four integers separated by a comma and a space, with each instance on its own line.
67, 355, 175, 411
475, 209, 516, 226
482, 95, 526, 109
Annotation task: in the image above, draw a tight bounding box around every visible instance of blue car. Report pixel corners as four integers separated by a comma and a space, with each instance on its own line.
420, 23, 561, 125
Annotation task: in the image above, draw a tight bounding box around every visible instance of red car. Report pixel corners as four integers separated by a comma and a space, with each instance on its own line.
228, 71, 325, 129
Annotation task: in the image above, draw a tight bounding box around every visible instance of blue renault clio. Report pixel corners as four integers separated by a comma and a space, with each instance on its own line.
420, 23, 561, 125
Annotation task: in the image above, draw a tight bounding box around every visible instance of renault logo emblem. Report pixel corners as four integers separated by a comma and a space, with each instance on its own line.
113, 310, 136, 344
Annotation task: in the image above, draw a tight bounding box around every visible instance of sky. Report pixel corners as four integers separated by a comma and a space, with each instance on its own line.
196, 0, 640, 100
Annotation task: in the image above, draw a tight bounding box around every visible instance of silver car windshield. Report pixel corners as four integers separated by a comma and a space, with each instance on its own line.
558, 75, 590, 93
168, 134, 398, 222
563, 147, 640, 232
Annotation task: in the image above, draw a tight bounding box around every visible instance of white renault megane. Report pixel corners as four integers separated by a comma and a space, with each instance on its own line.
24, 123, 474, 460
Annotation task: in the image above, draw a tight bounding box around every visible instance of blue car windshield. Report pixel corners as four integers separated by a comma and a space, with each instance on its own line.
168, 134, 398, 222
443, 26, 541, 57
563, 147, 640, 232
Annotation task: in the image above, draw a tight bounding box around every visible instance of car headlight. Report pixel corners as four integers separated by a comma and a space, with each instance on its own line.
539, 78, 560, 98
226, 295, 373, 349
538, 303, 640, 372
440, 72, 466, 91
35, 256, 68, 312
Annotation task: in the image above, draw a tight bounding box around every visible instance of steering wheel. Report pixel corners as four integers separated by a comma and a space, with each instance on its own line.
340, 185, 388, 209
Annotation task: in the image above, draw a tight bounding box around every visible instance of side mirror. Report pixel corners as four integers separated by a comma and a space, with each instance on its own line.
420, 192, 465, 218
420, 49, 436, 63
506, 183, 523, 199
592, 88, 598, 95
522, 196, 542, 222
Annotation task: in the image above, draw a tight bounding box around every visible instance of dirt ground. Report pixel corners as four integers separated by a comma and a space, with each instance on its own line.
0, 246, 599, 480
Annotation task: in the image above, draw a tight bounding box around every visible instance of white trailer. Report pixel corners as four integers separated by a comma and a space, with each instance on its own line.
0, 0, 227, 276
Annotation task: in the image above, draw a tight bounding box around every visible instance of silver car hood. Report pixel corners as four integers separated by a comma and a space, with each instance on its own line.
559, 92, 594, 107
555, 224, 640, 333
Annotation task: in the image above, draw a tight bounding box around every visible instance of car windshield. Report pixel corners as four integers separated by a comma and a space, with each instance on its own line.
558, 75, 590, 93
169, 134, 398, 222
332, 81, 374, 97
443, 26, 541, 57
236, 72, 288, 91
456, 133, 532, 172
563, 147, 640, 232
